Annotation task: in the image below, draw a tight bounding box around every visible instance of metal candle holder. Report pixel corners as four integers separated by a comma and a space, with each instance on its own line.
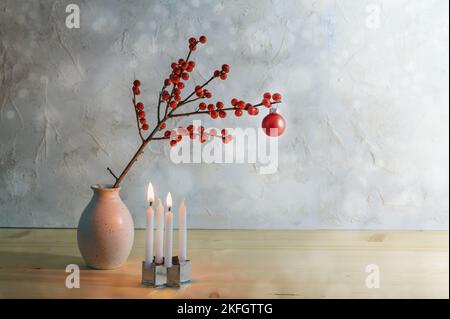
166, 256, 192, 287
141, 258, 166, 287
141, 256, 191, 288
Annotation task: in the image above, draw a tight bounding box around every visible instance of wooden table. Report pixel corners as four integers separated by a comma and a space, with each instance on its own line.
0, 229, 448, 298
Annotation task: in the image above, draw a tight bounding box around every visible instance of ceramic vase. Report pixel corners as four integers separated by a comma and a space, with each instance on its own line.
77, 184, 134, 269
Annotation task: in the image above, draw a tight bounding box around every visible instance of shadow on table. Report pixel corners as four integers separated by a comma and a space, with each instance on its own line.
0, 250, 88, 270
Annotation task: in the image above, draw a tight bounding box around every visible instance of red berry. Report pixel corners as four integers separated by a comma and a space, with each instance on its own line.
181, 72, 189, 81
178, 58, 185, 65
231, 98, 238, 106
174, 94, 181, 102
214, 70, 221, 77
138, 110, 145, 118
189, 37, 196, 45
247, 106, 255, 115
221, 129, 227, 136
177, 135, 182, 142
210, 110, 218, 119
207, 104, 215, 111
204, 91, 212, 98
253, 108, 259, 115
174, 68, 182, 76
237, 101, 245, 109
199, 35, 207, 43
133, 80, 141, 87
262, 98, 271, 107
170, 74, 180, 83
177, 82, 185, 89
142, 123, 149, 130
198, 126, 205, 133
216, 101, 224, 109
162, 92, 170, 101
187, 124, 194, 132
188, 61, 195, 68
139, 118, 146, 124
200, 134, 208, 143
133, 86, 140, 95
272, 93, 282, 102
136, 102, 144, 110
164, 130, 171, 138
164, 78, 171, 86
170, 101, 178, 109
199, 102, 207, 110
189, 133, 195, 140
219, 110, 226, 118
245, 103, 253, 109
196, 89, 204, 97
263, 92, 271, 99
189, 44, 197, 51
160, 122, 166, 130
170, 140, 177, 147
173, 88, 181, 95
171, 62, 177, 69
221, 64, 230, 73
220, 73, 227, 80
234, 109, 243, 117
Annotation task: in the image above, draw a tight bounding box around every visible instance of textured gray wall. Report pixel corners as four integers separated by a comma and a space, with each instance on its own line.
0, 0, 448, 229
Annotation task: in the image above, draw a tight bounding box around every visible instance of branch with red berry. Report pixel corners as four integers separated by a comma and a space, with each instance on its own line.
109, 35, 285, 188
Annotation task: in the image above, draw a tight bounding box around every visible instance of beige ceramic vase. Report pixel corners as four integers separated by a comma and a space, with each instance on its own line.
77, 184, 134, 269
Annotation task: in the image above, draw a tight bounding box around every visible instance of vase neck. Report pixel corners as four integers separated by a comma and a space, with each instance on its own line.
91, 184, 121, 200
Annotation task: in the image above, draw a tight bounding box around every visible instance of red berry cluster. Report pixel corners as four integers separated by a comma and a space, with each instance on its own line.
213, 64, 230, 80
230, 98, 259, 116
195, 85, 212, 99
261, 92, 282, 107
189, 35, 207, 51
132, 80, 149, 131
165, 124, 233, 147
160, 36, 207, 109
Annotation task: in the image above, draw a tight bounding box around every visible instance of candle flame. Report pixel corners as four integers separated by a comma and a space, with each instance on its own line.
166, 192, 172, 209
147, 182, 154, 204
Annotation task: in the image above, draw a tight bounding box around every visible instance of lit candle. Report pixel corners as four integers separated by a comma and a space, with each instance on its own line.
178, 199, 187, 262
164, 192, 173, 268
155, 198, 164, 264
145, 183, 154, 266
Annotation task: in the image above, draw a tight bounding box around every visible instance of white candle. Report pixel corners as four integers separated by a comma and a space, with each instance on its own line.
145, 183, 154, 265
178, 199, 187, 262
164, 192, 173, 268
155, 198, 164, 264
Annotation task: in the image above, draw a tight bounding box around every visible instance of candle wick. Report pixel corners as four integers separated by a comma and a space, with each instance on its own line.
149, 201, 153, 207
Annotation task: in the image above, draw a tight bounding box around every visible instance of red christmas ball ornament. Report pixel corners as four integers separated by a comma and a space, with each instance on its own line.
262, 108, 286, 137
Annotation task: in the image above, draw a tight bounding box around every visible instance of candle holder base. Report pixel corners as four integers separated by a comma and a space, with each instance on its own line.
166, 256, 192, 287
141, 260, 166, 287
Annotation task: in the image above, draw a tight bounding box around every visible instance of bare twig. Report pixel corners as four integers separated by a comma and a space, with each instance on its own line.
107, 167, 118, 180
